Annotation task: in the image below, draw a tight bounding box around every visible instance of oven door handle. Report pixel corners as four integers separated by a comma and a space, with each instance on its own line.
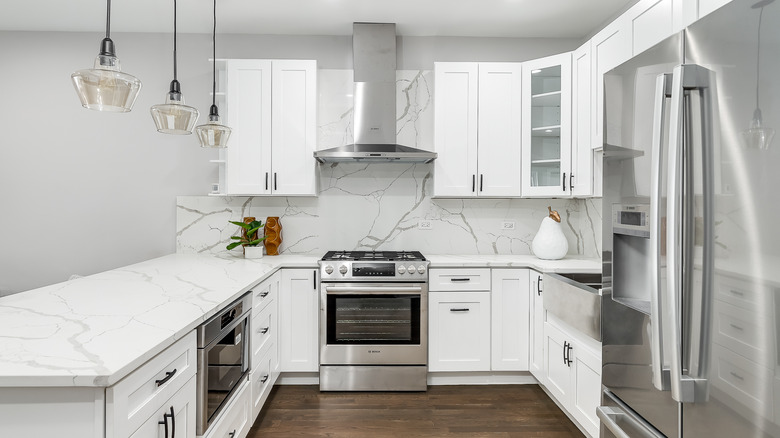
324, 286, 423, 295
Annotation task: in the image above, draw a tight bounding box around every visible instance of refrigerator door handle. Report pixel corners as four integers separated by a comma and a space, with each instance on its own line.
649, 73, 672, 392
666, 64, 713, 404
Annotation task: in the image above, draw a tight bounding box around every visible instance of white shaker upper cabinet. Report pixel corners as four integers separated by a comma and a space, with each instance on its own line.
627, 0, 678, 56
571, 42, 594, 197
591, 17, 632, 151
434, 62, 522, 197
521, 53, 572, 197
225, 59, 317, 196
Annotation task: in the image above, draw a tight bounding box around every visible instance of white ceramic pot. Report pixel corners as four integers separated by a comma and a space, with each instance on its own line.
244, 246, 264, 259
532, 216, 568, 260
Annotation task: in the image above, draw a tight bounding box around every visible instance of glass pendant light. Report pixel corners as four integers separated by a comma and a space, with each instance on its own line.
150, 0, 199, 134
71, 0, 142, 112
742, 0, 775, 150
195, 0, 231, 148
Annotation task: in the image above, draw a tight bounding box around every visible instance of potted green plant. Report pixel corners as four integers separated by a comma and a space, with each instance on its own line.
226, 217, 266, 258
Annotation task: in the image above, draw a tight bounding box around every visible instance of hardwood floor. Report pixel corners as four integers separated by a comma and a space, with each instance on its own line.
248, 385, 585, 437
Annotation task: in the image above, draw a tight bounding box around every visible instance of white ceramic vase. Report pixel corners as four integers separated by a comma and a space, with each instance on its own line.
244, 246, 264, 259
532, 216, 568, 260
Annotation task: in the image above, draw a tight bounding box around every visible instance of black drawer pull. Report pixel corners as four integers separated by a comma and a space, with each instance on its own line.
259, 291, 269, 298
260, 327, 269, 334
450, 278, 471, 282
229, 429, 237, 438
155, 369, 177, 386
158, 406, 175, 438
261, 374, 269, 383
450, 308, 470, 312
537, 276, 543, 295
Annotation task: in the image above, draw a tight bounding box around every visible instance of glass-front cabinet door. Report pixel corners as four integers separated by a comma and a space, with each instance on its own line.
522, 53, 572, 197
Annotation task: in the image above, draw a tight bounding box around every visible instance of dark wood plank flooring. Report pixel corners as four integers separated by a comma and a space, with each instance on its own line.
248, 385, 585, 437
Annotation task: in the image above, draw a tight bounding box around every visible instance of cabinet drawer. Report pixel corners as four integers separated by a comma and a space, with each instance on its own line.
251, 278, 277, 314
129, 376, 196, 438
715, 275, 771, 311
205, 379, 251, 438
713, 300, 773, 367
429, 268, 491, 291
250, 347, 277, 422
711, 344, 773, 418
107, 332, 197, 438
251, 301, 276, 368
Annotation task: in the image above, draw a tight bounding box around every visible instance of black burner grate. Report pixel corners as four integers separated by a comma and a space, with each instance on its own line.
321, 250, 426, 262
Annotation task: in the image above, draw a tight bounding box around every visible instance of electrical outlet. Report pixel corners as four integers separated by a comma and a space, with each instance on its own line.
418, 220, 433, 230
501, 221, 516, 230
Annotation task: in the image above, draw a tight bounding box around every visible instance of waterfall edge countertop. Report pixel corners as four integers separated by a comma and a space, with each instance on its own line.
0, 253, 600, 388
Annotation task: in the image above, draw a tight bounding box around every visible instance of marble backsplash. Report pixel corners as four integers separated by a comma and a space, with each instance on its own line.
178, 69, 602, 259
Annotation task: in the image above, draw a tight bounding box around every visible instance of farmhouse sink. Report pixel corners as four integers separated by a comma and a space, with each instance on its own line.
543, 272, 603, 341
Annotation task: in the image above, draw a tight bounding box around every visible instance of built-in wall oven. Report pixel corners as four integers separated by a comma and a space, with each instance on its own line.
319, 251, 428, 391
196, 292, 251, 436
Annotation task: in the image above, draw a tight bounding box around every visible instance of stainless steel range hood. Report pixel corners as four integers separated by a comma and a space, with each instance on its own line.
314, 23, 437, 164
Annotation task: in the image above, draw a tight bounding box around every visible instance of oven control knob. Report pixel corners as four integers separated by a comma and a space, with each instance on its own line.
339, 265, 348, 275
417, 265, 426, 275
397, 265, 406, 274
407, 265, 416, 274
324, 265, 334, 275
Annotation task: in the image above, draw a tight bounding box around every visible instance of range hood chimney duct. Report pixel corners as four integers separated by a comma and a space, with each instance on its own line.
313, 23, 437, 163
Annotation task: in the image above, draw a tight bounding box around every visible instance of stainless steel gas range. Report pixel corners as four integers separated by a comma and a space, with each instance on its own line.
318, 250, 429, 391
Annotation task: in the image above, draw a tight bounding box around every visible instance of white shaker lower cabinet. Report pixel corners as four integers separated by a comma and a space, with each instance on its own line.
529, 270, 545, 383
490, 269, 530, 371
130, 377, 197, 438
428, 291, 492, 371
203, 379, 251, 438
107, 332, 198, 438
543, 315, 601, 438
279, 269, 319, 372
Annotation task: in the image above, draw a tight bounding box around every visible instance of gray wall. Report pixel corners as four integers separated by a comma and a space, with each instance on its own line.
0, 30, 578, 295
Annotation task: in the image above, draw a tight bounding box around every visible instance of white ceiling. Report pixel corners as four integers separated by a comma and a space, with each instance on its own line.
2, 0, 634, 38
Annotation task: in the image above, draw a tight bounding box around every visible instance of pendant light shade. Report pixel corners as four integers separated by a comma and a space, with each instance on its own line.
71, 0, 141, 112
151, 0, 199, 134
195, 0, 231, 148
742, 0, 775, 149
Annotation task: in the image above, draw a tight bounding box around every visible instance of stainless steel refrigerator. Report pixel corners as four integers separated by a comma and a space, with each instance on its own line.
599, 0, 780, 437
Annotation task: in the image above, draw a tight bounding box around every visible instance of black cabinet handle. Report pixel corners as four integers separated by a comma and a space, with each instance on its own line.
563, 341, 568, 365
450, 278, 471, 282
265, 172, 269, 191
261, 374, 269, 383
472, 174, 476, 192
274, 173, 278, 191
563, 172, 567, 191
259, 291, 269, 298
155, 369, 177, 387
570, 173, 574, 190
450, 308, 470, 312
537, 276, 543, 296
158, 406, 174, 438
260, 327, 269, 334
313, 270, 317, 289
566, 343, 573, 367
229, 430, 237, 438
479, 174, 483, 192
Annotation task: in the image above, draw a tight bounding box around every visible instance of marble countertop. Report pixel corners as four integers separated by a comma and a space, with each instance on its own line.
0, 252, 600, 388
0, 254, 319, 388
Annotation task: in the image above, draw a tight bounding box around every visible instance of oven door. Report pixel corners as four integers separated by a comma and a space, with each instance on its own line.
320, 282, 428, 366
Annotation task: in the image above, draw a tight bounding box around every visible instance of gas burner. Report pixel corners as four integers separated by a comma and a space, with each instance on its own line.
321, 250, 426, 262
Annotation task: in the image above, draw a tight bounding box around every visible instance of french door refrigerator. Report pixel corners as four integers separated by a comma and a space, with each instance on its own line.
599, 0, 780, 437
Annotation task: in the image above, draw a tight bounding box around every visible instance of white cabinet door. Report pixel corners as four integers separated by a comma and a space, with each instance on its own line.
698, 0, 731, 19
271, 60, 317, 196
225, 59, 272, 195
628, 0, 677, 55
429, 291, 491, 371
591, 17, 631, 151
477, 63, 523, 197
571, 42, 594, 197
529, 271, 545, 383
571, 341, 602, 438
129, 377, 196, 438
433, 63, 479, 197
543, 321, 572, 404
490, 269, 530, 371
521, 53, 572, 197
280, 269, 319, 372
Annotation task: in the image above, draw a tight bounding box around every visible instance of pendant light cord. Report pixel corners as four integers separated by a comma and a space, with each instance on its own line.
173, 0, 178, 81
105, 0, 111, 38
756, 6, 764, 110
211, 0, 217, 107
